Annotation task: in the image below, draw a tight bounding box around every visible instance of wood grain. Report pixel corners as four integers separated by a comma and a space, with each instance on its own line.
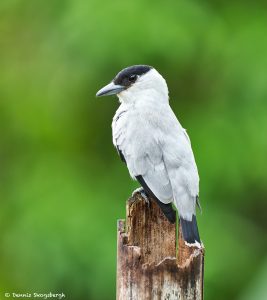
116, 193, 204, 300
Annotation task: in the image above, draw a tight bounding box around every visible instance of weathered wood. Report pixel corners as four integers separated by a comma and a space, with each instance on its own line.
116, 193, 204, 300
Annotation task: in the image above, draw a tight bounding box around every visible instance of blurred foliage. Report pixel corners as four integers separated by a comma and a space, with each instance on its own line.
0, 0, 267, 299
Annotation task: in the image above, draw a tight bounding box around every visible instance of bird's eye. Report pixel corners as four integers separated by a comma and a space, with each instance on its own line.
129, 74, 137, 82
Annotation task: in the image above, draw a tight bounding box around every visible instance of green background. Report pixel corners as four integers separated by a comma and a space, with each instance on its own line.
1, 1, 267, 299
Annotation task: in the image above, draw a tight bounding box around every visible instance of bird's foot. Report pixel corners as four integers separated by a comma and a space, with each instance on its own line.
132, 187, 150, 205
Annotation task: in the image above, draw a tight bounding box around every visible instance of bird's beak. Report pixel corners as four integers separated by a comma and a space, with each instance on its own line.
96, 82, 125, 97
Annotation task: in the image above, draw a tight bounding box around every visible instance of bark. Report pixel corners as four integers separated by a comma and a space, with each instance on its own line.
116, 193, 204, 300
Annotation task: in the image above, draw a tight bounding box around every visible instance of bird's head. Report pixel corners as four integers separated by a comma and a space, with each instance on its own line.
96, 65, 169, 103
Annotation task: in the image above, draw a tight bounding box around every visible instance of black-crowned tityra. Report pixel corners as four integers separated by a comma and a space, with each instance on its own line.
96, 65, 201, 244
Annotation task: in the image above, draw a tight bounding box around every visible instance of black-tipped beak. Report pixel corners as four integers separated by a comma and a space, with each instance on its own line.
96, 82, 125, 97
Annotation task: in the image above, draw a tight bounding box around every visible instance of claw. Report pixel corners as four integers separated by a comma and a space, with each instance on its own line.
132, 187, 150, 205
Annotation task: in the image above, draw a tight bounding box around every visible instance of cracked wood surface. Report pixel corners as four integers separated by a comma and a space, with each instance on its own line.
116, 193, 204, 300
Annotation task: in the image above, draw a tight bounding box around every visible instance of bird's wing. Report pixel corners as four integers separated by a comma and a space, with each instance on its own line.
165, 127, 199, 196
112, 107, 173, 203
162, 118, 199, 220
138, 158, 173, 204
122, 136, 173, 204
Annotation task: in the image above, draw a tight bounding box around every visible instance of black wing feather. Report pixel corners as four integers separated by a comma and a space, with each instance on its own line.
116, 147, 126, 163
135, 175, 176, 223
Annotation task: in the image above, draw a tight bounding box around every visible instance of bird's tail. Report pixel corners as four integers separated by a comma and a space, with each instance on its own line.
180, 215, 200, 244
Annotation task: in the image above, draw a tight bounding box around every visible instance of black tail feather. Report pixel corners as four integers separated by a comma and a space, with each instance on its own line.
180, 215, 200, 243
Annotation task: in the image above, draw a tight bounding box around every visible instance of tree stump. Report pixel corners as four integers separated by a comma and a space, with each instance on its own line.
116, 193, 204, 300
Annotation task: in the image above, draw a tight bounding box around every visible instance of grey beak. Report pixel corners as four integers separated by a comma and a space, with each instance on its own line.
96, 82, 125, 97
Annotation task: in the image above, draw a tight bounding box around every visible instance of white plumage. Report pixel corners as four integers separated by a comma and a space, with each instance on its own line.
96, 65, 201, 243
112, 69, 199, 221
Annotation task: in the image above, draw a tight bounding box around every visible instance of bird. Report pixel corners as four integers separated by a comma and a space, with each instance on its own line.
96, 65, 201, 244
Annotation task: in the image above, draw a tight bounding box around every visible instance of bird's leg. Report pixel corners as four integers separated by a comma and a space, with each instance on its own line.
132, 187, 150, 205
